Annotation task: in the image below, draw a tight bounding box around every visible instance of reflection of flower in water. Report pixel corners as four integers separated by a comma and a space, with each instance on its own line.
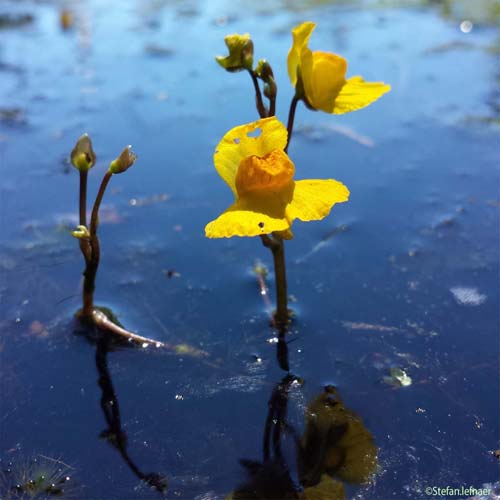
229, 459, 299, 499
229, 383, 377, 499
0, 454, 78, 499
298, 385, 378, 488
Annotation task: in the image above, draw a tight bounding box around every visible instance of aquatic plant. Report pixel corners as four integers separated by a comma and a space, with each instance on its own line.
0, 454, 78, 499
209, 22, 390, 327
206, 117, 348, 326
70, 135, 163, 347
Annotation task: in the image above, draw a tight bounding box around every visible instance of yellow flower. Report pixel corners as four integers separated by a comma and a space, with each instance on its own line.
216, 33, 254, 72
288, 22, 390, 114
205, 117, 349, 238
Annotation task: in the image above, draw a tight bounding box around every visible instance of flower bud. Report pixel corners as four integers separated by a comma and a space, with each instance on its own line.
215, 33, 253, 72
72, 225, 90, 239
255, 59, 277, 101
71, 134, 96, 172
255, 59, 273, 80
108, 145, 137, 174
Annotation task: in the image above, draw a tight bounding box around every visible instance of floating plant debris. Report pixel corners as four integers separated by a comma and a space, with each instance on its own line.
383, 367, 413, 388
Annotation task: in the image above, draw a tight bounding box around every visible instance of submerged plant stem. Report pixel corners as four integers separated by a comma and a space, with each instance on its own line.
92, 309, 165, 347
285, 95, 300, 153
261, 234, 289, 327
249, 70, 268, 118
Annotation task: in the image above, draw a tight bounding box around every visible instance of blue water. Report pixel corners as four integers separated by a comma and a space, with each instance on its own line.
1, 0, 499, 498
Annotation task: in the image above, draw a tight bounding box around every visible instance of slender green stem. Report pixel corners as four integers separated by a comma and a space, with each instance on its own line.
78, 170, 91, 262
285, 95, 300, 153
248, 70, 267, 118
260, 234, 289, 327
90, 171, 112, 238
81, 171, 112, 317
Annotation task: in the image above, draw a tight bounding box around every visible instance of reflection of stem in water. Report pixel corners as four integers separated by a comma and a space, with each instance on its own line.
276, 326, 289, 373
263, 374, 301, 464
95, 336, 168, 493
232, 375, 302, 499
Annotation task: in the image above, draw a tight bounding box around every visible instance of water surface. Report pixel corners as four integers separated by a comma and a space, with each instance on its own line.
0, 0, 499, 498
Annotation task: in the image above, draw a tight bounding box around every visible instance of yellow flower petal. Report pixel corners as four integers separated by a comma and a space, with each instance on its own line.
286, 179, 349, 222
214, 117, 288, 195
205, 193, 291, 238
332, 76, 391, 114
206, 178, 349, 238
287, 21, 316, 86
301, 50, 347, 113
215, 33, 253, 72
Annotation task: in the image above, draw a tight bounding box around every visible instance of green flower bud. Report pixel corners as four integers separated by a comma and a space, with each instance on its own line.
71, 134, 96, 172
72, 225, 90, 239
255, 59, 277, 100
263, 79, 277, 100
108, 145, 137, 174
215, 33, 253, 72
255, 59, 273, 80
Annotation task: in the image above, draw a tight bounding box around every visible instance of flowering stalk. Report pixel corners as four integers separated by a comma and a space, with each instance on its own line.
72, 134, 95, 266
78, 171, 91, 262
248, 60, 289, 326
212, 23, 368, 332
71, 136, 164, 346
248, 70, 267, 118
285, 95, 299, 154
81, 170, 112, 318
